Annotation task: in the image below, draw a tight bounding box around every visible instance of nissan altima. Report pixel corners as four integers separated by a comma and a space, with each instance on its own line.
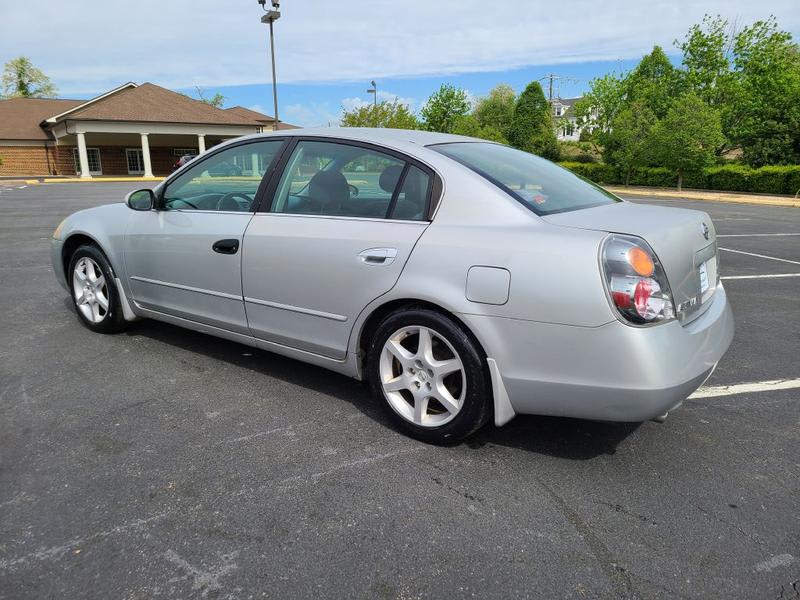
51, 128, 734, 443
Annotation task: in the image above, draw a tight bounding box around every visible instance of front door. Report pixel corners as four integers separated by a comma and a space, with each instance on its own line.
126, 148, 144, 175
242, 139, 433, 359
123, 139, 286, 334
73, 147, 102, 176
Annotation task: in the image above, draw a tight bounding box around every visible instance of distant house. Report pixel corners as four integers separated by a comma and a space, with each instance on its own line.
0, 82, 297, 178
552, 97, 596, 142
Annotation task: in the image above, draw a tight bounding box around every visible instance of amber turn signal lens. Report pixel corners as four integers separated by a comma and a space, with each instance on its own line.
627, 247, 655, 276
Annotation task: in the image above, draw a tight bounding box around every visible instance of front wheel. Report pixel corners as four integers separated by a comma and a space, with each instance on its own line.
367, 308, 491, 444
68, 245, 127, 333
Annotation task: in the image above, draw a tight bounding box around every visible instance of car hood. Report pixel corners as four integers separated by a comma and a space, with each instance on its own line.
543, 201, 718, 324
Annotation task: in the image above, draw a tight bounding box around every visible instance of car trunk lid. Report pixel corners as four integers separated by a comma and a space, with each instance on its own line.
543, 201, 718, 324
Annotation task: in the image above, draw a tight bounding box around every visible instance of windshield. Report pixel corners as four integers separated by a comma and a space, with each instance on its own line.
431, 142, 621, 216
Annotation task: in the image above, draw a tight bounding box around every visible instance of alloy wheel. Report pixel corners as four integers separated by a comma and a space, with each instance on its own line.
72, 257, 110, 324
378, 325, 466, 427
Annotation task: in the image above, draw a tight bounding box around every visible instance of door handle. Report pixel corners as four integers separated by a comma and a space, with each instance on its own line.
212, 239, 240, 255
358, 247, 397, 265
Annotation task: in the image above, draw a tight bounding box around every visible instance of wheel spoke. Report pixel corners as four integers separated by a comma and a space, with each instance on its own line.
433, 383, 460, 415
383, 376, 408, 393
416, 327, 433, 361
91, 301, 101, 322
94, 274, 106, 290
96, 293, 109, 311
431, 358, 461, 378
413, 395, 429, 425
74, 292, 87, 305
386, 339, 414, 365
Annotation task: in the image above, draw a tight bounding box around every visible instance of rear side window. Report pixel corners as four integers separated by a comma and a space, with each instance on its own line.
270, 140, 430, 220
432, 142, 620, 216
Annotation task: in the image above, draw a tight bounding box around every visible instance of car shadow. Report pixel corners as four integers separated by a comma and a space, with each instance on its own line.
122, 318, 640, 460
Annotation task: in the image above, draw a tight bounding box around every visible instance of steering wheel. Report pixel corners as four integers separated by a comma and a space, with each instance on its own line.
348, 184, 359, 198
216, 192, 252, 212
165, 198, 198, 209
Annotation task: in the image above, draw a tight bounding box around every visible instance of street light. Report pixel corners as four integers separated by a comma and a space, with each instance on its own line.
259, 0, 281, 131
366, 80, 377, 109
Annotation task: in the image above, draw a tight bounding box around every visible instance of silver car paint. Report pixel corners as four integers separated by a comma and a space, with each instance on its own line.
51, 128, 734, 426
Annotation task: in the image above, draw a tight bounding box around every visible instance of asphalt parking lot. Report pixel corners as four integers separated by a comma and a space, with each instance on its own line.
1, 181, 798, 600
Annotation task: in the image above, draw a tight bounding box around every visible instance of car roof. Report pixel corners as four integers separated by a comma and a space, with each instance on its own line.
235, 127, 480, 155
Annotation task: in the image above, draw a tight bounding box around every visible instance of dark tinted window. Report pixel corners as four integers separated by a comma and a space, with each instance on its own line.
272, 140, 427, 219
432, 142, 620, 215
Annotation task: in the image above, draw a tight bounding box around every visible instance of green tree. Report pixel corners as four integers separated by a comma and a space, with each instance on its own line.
451, 114, 506, 143
729, 18, 800, 166
340, 100, 419, 129
648, 94, 724, 190
196, 87, 225, 108
603, 103, 658, 185
420, 84, 471, 133
507, 81, 560, 160
574, 72, 626, 137
473, 84, 516, 137
1, 57, 57, 98
624, 46, 681, 119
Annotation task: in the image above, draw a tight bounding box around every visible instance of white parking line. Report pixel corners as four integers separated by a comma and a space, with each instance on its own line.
718, 247, 800, 265
689, 379, 800, 399
722, 273, 800, 280
718, 233, 800, 237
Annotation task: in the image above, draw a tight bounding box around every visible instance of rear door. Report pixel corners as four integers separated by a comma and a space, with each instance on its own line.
242, 139, 434, 359
123, 139, 286, 334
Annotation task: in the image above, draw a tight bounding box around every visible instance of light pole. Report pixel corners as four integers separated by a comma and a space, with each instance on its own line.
366, 80, 377, 127
259, 0, 281, 131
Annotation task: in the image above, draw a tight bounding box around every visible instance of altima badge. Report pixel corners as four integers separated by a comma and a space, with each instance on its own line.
701, 222, 710, 240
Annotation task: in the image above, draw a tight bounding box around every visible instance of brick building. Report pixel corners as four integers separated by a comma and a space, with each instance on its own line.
0, 82, 296, 178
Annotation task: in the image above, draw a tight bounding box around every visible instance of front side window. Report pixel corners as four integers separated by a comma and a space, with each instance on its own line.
162, 140, 284, 212
271, 140, 429, 220
432, 142, 620, 216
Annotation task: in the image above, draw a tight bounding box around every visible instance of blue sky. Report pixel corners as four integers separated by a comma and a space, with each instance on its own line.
2, 1, 798, 127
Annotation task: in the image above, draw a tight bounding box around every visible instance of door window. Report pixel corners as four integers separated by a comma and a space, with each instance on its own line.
126, 148, 144, 174
162, 140, 284, 212
72, 148, 102, 175
271, 140, 427, 220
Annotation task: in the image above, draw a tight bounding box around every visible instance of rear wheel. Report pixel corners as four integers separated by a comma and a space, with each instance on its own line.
367, 308, 491, 444
68, 245, 127, 333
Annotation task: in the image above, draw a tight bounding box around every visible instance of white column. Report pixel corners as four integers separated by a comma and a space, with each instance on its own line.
140, 133, 153, 178
251, 152, 259, 176
197, 134, 206, 154
76, 132, 91, 178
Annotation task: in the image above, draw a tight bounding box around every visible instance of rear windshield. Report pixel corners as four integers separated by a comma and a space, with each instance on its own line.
431, 142, 620, 216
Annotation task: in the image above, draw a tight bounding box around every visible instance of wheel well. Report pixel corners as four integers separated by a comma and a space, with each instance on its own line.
357, 299, 488, 363
61, 234, 99, 275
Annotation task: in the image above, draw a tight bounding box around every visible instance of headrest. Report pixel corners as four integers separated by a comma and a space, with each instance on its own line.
379, 165, 404, 193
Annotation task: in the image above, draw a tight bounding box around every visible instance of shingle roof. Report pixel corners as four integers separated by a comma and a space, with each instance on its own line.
62, 83, 258, 125
226, 106, 299, 129
0, 97, 83, 140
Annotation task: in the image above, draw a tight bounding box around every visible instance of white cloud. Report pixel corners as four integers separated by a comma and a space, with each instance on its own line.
1, 1, 798, 93
281, 102, 340, 127
341, 90, 418, 112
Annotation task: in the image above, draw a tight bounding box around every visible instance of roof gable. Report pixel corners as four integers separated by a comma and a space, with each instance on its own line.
55, 83, 259, 126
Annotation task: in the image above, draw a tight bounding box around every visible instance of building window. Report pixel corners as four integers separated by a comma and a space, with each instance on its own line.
72, 148, 102, 175
126, 148, 144, 174
173, 148, 197, 157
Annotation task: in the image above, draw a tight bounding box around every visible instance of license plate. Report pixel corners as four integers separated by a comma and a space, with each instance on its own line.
699, 261, 709, 294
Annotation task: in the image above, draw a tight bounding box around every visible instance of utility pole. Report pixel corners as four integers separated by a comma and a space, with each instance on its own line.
259, 0, 281, 131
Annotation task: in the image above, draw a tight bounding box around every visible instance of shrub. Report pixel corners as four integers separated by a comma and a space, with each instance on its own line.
557, 162, 800, 195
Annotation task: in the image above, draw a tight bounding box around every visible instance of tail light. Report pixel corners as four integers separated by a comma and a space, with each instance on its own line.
601, 234, 675, 325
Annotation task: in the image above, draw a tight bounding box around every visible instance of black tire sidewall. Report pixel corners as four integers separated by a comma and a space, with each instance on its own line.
67, 245, 126, 333
367, 308, 491, 444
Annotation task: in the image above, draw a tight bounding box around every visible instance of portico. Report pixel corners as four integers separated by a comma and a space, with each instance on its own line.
0, 81, 297, 178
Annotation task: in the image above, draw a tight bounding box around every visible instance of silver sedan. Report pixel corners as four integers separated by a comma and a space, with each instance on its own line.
51, 128, 734, 443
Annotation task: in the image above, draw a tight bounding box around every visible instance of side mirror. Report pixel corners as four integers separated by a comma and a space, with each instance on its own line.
126, 188, 155, 211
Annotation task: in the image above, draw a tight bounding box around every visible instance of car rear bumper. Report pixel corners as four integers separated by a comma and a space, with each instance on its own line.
51, 238, 68, 291
465, 283, 734, 422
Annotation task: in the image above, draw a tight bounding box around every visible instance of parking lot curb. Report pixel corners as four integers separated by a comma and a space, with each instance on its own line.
40, 177, 165, 183
606, 186, 800, 208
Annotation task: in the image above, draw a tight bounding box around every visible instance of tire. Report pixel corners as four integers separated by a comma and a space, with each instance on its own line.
366, 308, 491, 444
67, 244, 127, 333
